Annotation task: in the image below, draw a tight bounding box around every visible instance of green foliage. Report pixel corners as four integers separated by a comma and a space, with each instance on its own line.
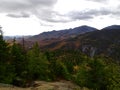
44, 50, 120, 90
73, 57, 120, 90
51, 60, 70, 80
27, 43, 49, 81
0, 63, 15, 84
73, 63, 89, 87
0, 34, 10, 62
11, 43, 27, 73
87, 58, 106, 89
0, 33, 15, 84
7, 40, 28, 86
105, 63, 120, 90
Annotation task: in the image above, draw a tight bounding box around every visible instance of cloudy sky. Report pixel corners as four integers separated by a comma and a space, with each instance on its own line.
0, 0, 120, 36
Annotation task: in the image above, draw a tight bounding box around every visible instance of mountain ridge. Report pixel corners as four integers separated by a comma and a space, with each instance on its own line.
102, 25, 120, 30
41, 26, 120, 61
29, 25, 98, 41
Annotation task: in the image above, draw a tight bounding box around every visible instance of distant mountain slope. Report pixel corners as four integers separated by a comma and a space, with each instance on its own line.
17, 25, 120, 61
42, 26, 120, 61
76, 28, 120, 60
29, 25, 98, 41
102, 25, 120, 30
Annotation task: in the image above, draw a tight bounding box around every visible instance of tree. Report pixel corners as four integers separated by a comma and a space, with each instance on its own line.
105, 63, 120, 90
0, 29, 9, 63
74, 57, 120, 90
0, 27, 15, 84
27, 42, 49, 81
87, 58, 106, 89
10, 40, 28, 86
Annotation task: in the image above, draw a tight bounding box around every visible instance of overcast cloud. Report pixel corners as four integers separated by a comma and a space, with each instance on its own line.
67, 8, 113, 21
7, 12, 30, 18
86, 0, 108, 3
0, 0, 57, 21
0, 0, 120, 24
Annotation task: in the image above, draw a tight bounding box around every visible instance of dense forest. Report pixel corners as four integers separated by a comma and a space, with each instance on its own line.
0, 30, 120, 90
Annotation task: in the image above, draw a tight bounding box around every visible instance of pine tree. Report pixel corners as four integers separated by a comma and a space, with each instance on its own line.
0, 27, 15, 84
10, 39, 27, 86
0, 28, 9, 62
27, 42, 49, 81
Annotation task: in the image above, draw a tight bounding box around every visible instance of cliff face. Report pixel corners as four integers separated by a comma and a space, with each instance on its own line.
81, 45, 97, 58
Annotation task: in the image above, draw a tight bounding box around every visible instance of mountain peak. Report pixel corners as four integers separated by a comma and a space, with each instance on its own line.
30, 25, 98, 41
102, 25, 120, 30
80, 25, 93, 28
74, 25, 97, 29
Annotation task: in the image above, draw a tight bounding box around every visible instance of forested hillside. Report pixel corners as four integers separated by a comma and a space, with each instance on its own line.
41, 26, 120, 62
1, 28, 120, 90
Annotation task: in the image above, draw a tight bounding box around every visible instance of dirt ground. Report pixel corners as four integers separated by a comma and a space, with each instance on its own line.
0, 80, 89, 90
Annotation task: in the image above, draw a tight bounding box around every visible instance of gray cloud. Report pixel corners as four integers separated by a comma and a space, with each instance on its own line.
85, 9, 112, 16
0, 0, 57, 12
68, 11, 93, 20
0, 0, 58, 21
66, 7, 120, 21
40, 22, 53, 27
0, 0, 120, 23
88, 7, 120, 17
7, 12, 30, 18
86, 0, 108, 3
112, 6, 120, 16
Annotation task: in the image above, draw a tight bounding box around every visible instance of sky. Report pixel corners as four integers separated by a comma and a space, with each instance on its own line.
0, 0, 120, 36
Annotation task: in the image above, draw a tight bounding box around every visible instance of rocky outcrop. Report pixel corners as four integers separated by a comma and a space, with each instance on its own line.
82, 45, 97, 57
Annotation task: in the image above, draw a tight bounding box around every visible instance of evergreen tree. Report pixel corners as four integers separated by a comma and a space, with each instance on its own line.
10, 40, 27, 86
0, 28, 15, 84
0, 29, 9, 63
27, 42, 49, 81
105, 63, 120, 90
74, 57, 120, 90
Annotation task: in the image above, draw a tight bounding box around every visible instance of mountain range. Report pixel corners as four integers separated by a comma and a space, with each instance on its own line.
17, 25, 120, 61
29, 25, 120, 41
29, 25, 98, 41
41, 25, 120, 61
